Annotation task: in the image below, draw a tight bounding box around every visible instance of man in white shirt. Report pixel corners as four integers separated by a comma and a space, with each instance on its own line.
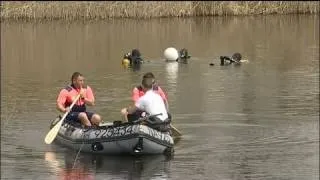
121, 77, 169, 122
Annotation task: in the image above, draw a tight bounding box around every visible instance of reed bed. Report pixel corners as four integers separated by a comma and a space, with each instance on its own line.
1, 1, 319, 21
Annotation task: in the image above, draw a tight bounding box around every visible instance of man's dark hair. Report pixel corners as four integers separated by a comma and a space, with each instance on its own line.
232, 53, 242, 62
71, 72, 83, 82
131, 49, 141, 58
142, 77, 153, 90
143, 72, 155, 79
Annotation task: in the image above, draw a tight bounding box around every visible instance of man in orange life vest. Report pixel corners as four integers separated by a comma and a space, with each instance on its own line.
56, 72, 102, 127
127, 72, 169, 122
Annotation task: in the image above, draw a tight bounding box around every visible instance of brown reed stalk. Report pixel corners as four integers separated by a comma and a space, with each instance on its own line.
0, 1, 319, 21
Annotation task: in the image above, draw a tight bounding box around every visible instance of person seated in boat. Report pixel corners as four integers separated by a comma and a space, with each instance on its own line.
219, 52, 242, 66
128, 72, 169, 122
122, 49, 144, 67
121, 77, 170, 131
56, 72, 102, 127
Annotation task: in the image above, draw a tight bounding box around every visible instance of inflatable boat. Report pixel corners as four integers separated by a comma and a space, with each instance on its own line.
49, 117, 175, 155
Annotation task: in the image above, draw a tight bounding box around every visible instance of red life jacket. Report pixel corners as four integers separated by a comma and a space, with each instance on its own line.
64, 84, 88, 112
136, 85, 159, 97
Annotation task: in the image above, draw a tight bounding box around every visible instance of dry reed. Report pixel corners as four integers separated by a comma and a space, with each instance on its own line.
0, 1, 319, 21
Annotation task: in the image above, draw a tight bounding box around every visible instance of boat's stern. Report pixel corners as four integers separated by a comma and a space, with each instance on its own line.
133, 125, 174, 155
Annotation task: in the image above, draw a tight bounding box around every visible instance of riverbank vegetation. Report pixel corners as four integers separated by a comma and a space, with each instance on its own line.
1, 1, 319, 21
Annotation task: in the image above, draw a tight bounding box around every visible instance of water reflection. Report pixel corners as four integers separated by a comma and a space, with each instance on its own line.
45, 150, 95, 180
165, 62, 179, 93
44, 148, 173, 180
93, 154, 172, 179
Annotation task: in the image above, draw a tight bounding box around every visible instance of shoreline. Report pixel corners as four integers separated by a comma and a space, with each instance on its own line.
0, 1, 319, 21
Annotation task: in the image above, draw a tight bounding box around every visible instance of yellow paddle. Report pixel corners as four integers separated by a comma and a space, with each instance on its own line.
167, 112, 182, 137
44, 94, 81, 144
170, 124, 182, 137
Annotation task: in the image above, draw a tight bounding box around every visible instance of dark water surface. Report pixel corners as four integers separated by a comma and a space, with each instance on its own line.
1, 15, 319, 180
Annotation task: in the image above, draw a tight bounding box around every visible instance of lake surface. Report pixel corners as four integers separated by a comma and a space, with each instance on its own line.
1, 15, 319, 180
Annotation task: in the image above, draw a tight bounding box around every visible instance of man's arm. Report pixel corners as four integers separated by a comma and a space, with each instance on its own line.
82, 86, 95, 106
158, 87, 169, 111
131, 87, 140, 103
121, 104, 139, 120
121, 97, 145, 115
57, 103, 68, 113
56, 90, 68, 113
164, 99, 169, 111
126, 105, 139, 114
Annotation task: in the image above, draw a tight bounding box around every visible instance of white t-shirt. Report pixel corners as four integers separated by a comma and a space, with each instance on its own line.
135, 90, 169, 121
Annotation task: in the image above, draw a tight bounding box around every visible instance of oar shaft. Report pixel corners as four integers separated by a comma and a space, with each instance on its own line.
60, 94, 80, 121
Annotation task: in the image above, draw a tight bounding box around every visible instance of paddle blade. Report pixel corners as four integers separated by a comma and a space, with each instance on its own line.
44, 119, 63, 144
170, 125, 182, 137
44, 94, 81, 145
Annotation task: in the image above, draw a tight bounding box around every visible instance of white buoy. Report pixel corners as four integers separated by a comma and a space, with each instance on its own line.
164, 47, 179, 61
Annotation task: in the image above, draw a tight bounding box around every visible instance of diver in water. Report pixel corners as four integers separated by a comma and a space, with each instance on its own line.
164, 47, 191, 63
219, 52, 242, 66
176, 48, 191, 64
122, 49, 144, 67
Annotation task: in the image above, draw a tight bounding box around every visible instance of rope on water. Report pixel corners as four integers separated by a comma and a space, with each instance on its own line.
72, 129, 86, 169
72, 141, 85, 169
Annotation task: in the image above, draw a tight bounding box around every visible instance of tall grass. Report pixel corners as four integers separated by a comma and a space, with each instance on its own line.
1, 1, 319, 21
